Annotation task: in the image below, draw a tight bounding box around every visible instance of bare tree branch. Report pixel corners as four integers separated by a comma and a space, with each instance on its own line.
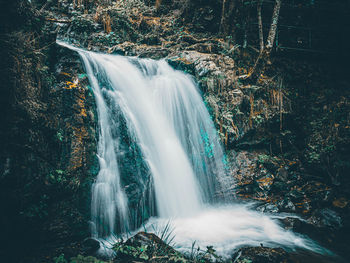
45, 18, 71, 23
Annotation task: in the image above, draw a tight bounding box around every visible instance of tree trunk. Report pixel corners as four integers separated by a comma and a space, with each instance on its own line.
244, 0, 282, 82
265, 0, 281, 53
257, 0, 264, 53
220, 0, 236, 36
219, 0, 227, 34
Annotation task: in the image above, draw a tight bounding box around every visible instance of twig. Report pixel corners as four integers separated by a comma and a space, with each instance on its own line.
45, 17, 72, 24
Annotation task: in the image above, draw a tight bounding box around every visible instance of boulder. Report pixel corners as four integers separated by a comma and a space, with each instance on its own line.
82, 238, 100, 254
233, 247, 290, 263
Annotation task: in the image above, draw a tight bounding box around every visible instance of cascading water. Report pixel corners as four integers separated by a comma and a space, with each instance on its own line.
70, 45, 234, 232
58, 41, 328, 257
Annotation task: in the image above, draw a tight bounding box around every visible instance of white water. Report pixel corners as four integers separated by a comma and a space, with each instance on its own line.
58, 41, 327, 256
141, 204, 327, 258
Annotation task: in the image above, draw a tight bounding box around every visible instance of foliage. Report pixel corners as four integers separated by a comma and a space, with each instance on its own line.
257, 154, 279, 172
54, 254, 108, 263
154, 220, 176, 246
186, 243, 225, 263
57, 130, 64, 141
69, 255, 108, 263
252, 114, 264, 125
46, 169, 68, 186
112, 226, 185, 262
54, 254, 68, 263
112, 229, 227, 263
257, 154, 270, 164
92, 32, 120, 46
114, 242, 151, 261
71, 15, 96, 33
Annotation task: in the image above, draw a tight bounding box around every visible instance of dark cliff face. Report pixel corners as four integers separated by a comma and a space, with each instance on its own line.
0, 2, 99, 261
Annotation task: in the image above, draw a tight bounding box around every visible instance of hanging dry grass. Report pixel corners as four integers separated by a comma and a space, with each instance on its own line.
269, 78, 291, 130
103, 13, 112, 33
73, 0, 83, 9
249, 93, 254, 128
93, 6, 112, 34
155, 0, 163, 9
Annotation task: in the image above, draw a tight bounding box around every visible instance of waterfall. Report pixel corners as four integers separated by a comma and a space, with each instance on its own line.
57, 41, 327, 257
57, 41, 232, 237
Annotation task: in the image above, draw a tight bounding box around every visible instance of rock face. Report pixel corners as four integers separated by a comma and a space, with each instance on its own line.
233, 247, 290, 263
0, 5, 98, 261
82, 238, 100, 254
113, 232, 180, 263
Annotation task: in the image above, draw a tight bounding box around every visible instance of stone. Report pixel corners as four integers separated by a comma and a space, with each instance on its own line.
276, 167, 289, 182
113, 232, 183, 263
256, 203, 279, 213
309, 208, 343, 229
233, 247, 290, 263
82, 238, 100, 254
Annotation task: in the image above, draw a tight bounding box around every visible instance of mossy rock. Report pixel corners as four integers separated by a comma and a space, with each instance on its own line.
113, 232, 186, 263
70, 255, 109, 263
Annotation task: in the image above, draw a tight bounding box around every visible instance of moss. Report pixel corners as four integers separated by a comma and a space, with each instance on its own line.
54, 254, 68, 263
69, 255, 108, 263
71, 15, 96, 34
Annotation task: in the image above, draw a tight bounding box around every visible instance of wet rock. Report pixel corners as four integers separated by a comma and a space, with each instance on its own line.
113, 232, 183, 263
288, 250, 346, 263
279, 217, 303, 231
168, 51, 236, 91
138, 47, 170, 59
256, 203, 279, 213
233, 247, 290, 263
277, 198, 296, 212
256, 175, 274, 192
125, 232, 170, 248
287, 189, 305, 201
308, 208, 343, 229
82, 238, 100, 254
276, 167, 289, 182
332, 197, 349, 209
271, 181, 289, 194
241, 183, 258, 195
142, 34, 161, 45
229, 150, 258, 186
179, 34, 198, 44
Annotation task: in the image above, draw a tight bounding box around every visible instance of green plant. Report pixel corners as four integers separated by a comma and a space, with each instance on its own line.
185, 243, 224, 263
71, 16, 95, 33
56, 130, 64, 141
54, 254, 67, 263
253, 114, 264, 125
69, 255, 107, 263
150, 220, 175, 246
258, 154, 270, 164
46, 169, 68, 186
114, 243, 149, 260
